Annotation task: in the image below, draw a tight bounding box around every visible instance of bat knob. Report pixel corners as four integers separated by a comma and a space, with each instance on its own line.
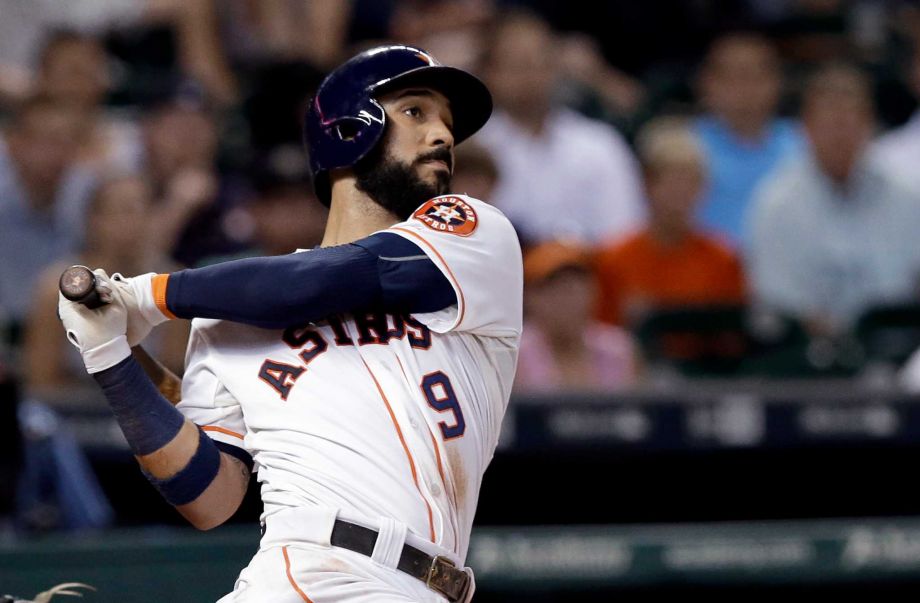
60, 265, 104, 309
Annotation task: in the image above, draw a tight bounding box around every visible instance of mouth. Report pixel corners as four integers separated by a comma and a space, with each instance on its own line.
423, 159, 451, 173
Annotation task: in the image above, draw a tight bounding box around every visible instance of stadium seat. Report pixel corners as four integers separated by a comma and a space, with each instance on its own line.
634, 304, 826, 377
854, 304, 920, 368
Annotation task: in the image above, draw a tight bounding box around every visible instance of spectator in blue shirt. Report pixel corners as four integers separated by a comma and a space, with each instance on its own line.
694, 33, 804, 247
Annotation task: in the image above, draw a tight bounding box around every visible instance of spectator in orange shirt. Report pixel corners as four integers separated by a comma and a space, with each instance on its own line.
595, 117, 745, 327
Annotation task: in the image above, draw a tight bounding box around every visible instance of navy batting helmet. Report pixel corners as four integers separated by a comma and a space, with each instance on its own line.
304, 45, 493, 205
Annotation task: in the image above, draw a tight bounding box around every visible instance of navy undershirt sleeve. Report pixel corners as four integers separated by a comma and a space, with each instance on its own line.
165, 233, 456, 328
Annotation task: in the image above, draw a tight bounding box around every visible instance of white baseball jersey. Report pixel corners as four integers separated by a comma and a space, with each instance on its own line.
177, 195, 522, 564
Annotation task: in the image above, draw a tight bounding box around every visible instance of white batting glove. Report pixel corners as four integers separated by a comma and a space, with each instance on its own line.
110, 272, 172, 347
58, 282, 131, 374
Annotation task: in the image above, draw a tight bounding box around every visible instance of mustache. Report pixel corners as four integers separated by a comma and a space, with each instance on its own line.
415, 148, 453, 173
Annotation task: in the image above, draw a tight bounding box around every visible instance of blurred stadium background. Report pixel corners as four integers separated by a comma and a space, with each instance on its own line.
4, 0, 920, 601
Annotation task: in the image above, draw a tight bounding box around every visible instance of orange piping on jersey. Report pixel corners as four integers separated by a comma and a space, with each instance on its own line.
202, 425, 244, 440
395, 356, 451, 504
151, 274, 177, 319
282, 546, 314, 603
395, 356, 456, 548
390, 227, 466, 328
361, 358, 436, 543
427, 425, 459, 548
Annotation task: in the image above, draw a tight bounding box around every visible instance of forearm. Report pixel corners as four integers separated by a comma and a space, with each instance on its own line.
94, 357, 248, 527
138, 420, 248, 529
132, 346, 183, 404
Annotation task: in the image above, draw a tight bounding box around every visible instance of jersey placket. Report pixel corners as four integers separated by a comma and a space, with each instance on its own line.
338, 315, 446, 546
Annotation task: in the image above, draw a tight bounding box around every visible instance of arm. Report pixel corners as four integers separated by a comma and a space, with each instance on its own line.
59, 295, 250, 530
125, 232, 456, 329
94, 356, 249, 530
132, 346, 182, 405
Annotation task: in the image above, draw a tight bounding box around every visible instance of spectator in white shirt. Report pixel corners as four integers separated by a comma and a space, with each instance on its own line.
475, 9, 644, 246
748, 63, 920, 337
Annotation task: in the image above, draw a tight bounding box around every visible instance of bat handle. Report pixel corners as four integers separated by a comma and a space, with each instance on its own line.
60, 265, 106, 309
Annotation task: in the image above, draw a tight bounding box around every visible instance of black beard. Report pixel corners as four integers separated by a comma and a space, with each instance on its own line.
354, 147, 451, 220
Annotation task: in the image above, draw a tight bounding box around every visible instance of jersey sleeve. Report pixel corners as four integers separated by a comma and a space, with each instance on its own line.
385, 195, 523, 336
176, 320, 249, 455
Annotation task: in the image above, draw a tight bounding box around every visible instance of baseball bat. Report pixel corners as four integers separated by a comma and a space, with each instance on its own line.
59, 265, 106, 309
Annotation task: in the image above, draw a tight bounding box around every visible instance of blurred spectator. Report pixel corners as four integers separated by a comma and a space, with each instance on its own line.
388, 0, 494, 71
595, 117, 746, 328
767, 0, 853, 66
694, 33, 805, 247
0, 95, 97, 325
141, 91, 246, 265
243, 146, 327, 257
34, 30, 143, 173
0, 0, 181, 108
175, 0, 353, 108
23, 173, 189, 399
748, 63, 920, 337
16, 400, 114, 532
515, 241, 637, 393
872, 40, 920, 193
476, 9, 644, 246
450, 142, 499, 202
0, 0, 248, 105
215, 0, 352, 71
557, 32, 647, 123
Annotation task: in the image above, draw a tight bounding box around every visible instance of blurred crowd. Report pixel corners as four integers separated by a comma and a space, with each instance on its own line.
3, 1, 920, 520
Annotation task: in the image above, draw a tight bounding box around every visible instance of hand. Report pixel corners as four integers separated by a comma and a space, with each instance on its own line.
58, 273, 131, 374
110, 272, 170, 347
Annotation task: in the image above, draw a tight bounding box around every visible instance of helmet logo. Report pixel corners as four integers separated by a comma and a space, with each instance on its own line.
412, 196, 478, 236
356, 109, 385, 126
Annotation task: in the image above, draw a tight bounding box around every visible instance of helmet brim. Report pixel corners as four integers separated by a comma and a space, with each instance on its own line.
372, 66, 493, 144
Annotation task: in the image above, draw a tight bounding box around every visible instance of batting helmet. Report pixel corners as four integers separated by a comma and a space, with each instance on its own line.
304, 45, 493, 205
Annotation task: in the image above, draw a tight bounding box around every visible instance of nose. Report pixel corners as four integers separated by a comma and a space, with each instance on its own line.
427, 117, 454, 150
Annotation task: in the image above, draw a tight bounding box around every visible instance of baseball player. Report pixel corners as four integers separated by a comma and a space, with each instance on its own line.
57, 45, 522, 603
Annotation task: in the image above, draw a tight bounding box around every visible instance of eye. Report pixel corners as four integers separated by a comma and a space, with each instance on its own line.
403, 106, 422, 118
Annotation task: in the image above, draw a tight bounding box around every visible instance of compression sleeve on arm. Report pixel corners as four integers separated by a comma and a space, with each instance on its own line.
164, 233, 456, 328
93, 356, 233, 506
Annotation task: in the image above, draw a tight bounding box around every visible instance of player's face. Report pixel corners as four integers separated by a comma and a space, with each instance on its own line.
354, 88, 456, 220
379, 87, 455, 188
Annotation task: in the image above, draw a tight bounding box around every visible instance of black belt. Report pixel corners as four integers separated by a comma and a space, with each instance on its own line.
329, 519, 471, 602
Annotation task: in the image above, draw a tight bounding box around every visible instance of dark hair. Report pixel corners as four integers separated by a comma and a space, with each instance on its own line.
802, 62, 874, 109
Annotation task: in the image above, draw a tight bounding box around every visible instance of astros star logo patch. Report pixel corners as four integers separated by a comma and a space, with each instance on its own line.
412, 196, 478, 236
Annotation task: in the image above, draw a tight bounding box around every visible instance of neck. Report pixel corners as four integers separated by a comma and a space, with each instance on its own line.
723, 114, 768, 142
321, 176, 402, 246
507, 104, 550, 136
648, 220, 690, 247
545, 321, 585, 350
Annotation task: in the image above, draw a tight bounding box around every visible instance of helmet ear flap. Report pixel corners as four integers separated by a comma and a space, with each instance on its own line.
335, 121, 361, 142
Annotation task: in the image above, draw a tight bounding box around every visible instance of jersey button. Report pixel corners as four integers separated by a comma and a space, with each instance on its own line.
431, 483, 442, 497
409, 418, 419, 429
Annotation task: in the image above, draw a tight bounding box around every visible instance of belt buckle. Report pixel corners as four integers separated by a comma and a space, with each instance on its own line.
426, 555, 471, 602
